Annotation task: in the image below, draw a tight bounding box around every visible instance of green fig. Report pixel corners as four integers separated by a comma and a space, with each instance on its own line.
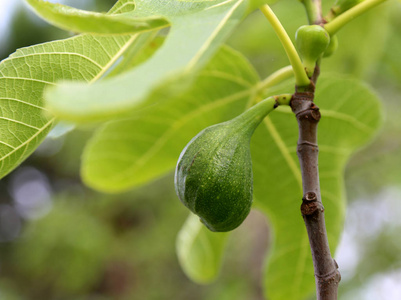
175, 96, 289, 232
323, 35, 338, 57
295, 25, 330, 77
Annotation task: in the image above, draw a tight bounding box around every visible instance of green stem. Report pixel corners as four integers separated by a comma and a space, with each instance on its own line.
324, 0, 388, 35
257, 65, 293, 91
259, 5, 310, 87
275, 93, 293, 106
300, 0, 323, 24
244, 94, 292, 124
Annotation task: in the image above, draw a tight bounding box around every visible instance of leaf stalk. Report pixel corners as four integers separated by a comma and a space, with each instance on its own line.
257, 65, 294, 91
324, 0, 388, 35
259, 5, 311, 87
300, 0, 323, 24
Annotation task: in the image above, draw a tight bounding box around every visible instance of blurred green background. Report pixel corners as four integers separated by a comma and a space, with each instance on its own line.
0, 0, 401, 299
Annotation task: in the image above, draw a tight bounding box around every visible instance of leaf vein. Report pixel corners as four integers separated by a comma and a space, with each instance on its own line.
1, 52, 104, 70
0, 77, 56, 86
0, 118, 55, 163
0, 97, 49, 111
0, 117, 41, 130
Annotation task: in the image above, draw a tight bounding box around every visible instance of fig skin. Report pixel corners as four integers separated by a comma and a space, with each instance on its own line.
296, 25, 330, 77
175, 97, 278, 232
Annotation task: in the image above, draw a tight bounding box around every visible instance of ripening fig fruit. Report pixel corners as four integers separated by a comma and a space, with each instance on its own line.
175, 96, 289, 232
323, 35, 338, 57
296, 25, 330, 77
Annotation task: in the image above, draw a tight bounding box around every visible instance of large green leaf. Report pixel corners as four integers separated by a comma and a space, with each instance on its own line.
44, 0, 250, 122
81, 45, 382, 299
26, 0, 169, 34
0, 1, 160, 179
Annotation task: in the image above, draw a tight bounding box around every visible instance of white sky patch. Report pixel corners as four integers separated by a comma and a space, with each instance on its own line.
0, 0, 96, 56
335, 186, 401, 295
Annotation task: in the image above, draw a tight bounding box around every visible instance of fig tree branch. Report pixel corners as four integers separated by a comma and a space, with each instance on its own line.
292, 76, 341, 299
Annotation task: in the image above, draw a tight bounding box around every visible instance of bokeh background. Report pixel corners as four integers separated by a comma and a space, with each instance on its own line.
0, 0, 401, 299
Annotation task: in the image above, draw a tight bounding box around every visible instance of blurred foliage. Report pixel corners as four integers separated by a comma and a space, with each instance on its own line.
0, 0, 401, 299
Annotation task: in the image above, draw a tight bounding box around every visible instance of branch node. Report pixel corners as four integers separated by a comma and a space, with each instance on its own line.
311, 109, 321, 121
298, 141, 318, 149
300, 200, 324, 216
304, 192, 317, 201
315, 268, 341, 285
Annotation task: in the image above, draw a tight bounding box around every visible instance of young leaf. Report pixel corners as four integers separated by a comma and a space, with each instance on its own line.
44, 0, 250, 122
25, 0, 169, 35
176, 213, 229, 284
81, 46, 260, 192
0, 31, 158, 179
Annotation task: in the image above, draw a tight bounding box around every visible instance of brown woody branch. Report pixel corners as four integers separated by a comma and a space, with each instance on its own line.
290, 80, 341, 299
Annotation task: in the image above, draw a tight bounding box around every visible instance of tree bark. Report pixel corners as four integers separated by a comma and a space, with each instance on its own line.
290, 83, 341, 299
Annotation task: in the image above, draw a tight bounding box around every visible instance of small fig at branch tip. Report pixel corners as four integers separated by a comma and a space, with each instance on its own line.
295, 25, 330, 77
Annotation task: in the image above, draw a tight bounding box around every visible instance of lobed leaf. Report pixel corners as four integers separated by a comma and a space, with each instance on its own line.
44, 0, 250, 122
25, 0, 169, 35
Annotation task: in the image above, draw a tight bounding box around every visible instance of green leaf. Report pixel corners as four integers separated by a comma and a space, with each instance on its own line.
81, 46, 260, 192
45, 0, 250, 122
176, 213, 229, 284
82, 46, 382, 298
25, 0, 169, 35
252, 76, 382, 300
0, 28, 158, 179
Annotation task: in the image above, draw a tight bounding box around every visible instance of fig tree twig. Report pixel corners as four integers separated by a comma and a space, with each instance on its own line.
292, 74, 341, 299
